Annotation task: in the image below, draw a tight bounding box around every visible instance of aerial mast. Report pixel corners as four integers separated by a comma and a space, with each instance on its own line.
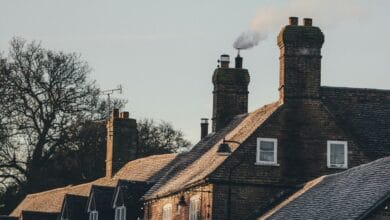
101, 85, 123, 118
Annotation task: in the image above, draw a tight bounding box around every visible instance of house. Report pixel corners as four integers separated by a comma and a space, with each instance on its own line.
141, 17, 390, 219
9, 17, 390, 220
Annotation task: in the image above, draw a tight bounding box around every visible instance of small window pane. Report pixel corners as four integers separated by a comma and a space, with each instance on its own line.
260, 151, 274, 162
330, 144, 345, 165
260, 141, 274, 151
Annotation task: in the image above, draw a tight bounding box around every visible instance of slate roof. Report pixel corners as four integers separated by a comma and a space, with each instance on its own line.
258, 156, 390, 220
321, 86, 390, 158
11, 153, 177, 217
144, 101, 282, 199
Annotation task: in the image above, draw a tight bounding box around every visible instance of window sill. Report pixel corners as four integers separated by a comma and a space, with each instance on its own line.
327, 165, 348, 169
254, 162, 280, 166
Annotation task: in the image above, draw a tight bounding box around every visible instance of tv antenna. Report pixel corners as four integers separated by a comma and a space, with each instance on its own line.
101, 85, 123, 118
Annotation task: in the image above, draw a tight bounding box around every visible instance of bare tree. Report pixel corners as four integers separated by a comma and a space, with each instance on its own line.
0, 37, 191, 214
0, 37, 101, 193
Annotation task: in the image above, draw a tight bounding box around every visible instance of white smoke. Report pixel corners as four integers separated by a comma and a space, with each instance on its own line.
233, 0, 368, 50
233, 30, 265, 49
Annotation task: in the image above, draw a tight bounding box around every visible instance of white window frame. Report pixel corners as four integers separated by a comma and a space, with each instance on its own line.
327, 140, 348, 169
115, 205, 126, 220
189, 195, 200, 220
162, 203, 172, 220
89, 210, 98, 220
256, 138, 278, 165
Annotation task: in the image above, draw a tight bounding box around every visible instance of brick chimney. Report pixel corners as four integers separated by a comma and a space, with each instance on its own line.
106, 108, 138, 178
212, 54, 250, 132
277, 17, 324, 101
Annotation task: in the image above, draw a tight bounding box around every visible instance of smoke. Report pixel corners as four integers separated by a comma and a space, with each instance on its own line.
233, 0, 368, 50
233, 30, 265, 50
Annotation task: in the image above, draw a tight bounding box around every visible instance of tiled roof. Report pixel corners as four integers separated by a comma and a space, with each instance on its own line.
113, 153, 177, 183
10, 178, 114, 217
10, 153, 177, 217
321, 86, 390, 158
258, 156, 390, 220
144, 101, 282, 199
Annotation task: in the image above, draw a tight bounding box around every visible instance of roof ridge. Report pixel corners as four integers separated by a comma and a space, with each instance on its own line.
25, 177, 110, 198
321, 86, 390, 93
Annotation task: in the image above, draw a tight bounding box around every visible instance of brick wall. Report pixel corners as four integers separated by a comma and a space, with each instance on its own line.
144, 184, 213, 220
106, 109, 138, 178
210, 99, 371, 218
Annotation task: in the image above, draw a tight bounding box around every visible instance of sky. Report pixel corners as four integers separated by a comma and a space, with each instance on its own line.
1, 0, 389, 143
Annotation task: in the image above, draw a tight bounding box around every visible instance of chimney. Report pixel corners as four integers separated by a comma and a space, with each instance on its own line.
212, 54, 250, 132
106, 108, 138, 178
277, 17, 324, 102
200, 118, 209, 139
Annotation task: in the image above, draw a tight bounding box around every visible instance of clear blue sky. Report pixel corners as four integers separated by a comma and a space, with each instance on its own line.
1, 0, 389, 143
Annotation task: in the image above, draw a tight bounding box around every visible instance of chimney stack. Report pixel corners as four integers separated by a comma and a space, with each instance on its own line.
212, 54, 250, 132
200, 118, 209, 139
106, 108, 138, 178
277, 17, 324, 102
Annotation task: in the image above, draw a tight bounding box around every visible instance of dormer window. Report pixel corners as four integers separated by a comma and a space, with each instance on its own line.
256, 138, 278, 165
89, 210, 98, 220
327, 141, 348, 169
115, 206, 126, 220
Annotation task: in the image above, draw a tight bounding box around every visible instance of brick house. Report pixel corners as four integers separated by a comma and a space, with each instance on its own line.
141, 17, 390, 220
9, 17, 390, 220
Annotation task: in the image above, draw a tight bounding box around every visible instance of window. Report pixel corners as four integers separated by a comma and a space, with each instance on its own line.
256, 138, 278, 165
162, 203, 172, 220
89, 210, 98, 220
115, 206, 126, 220
189, 196, 200, 220
327, 141, 348, 169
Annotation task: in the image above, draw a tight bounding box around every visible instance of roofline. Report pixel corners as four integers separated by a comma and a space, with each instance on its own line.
321, 85, 390, 93
357, 191, 390, 220
144, 179, 208, 202
259, 176, 325, 219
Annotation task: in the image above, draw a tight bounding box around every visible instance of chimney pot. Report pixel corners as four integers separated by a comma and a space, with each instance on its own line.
200, 118, 209, 139
289, 17, 298, 25
120, 111, 129, 119
235, 54, 243, 69
220, 54, 230, 68
112, 108, 119, 119
304, 18, 312, 26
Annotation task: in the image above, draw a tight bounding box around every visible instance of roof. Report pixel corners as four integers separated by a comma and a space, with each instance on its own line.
10, 177, 114, 217
11, 153, 177, 217
144, 101, 282, 199
259, 156, 390, 220
321, 86, 390, 158
87, 185, 115, 211
113, 153, 177, 183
